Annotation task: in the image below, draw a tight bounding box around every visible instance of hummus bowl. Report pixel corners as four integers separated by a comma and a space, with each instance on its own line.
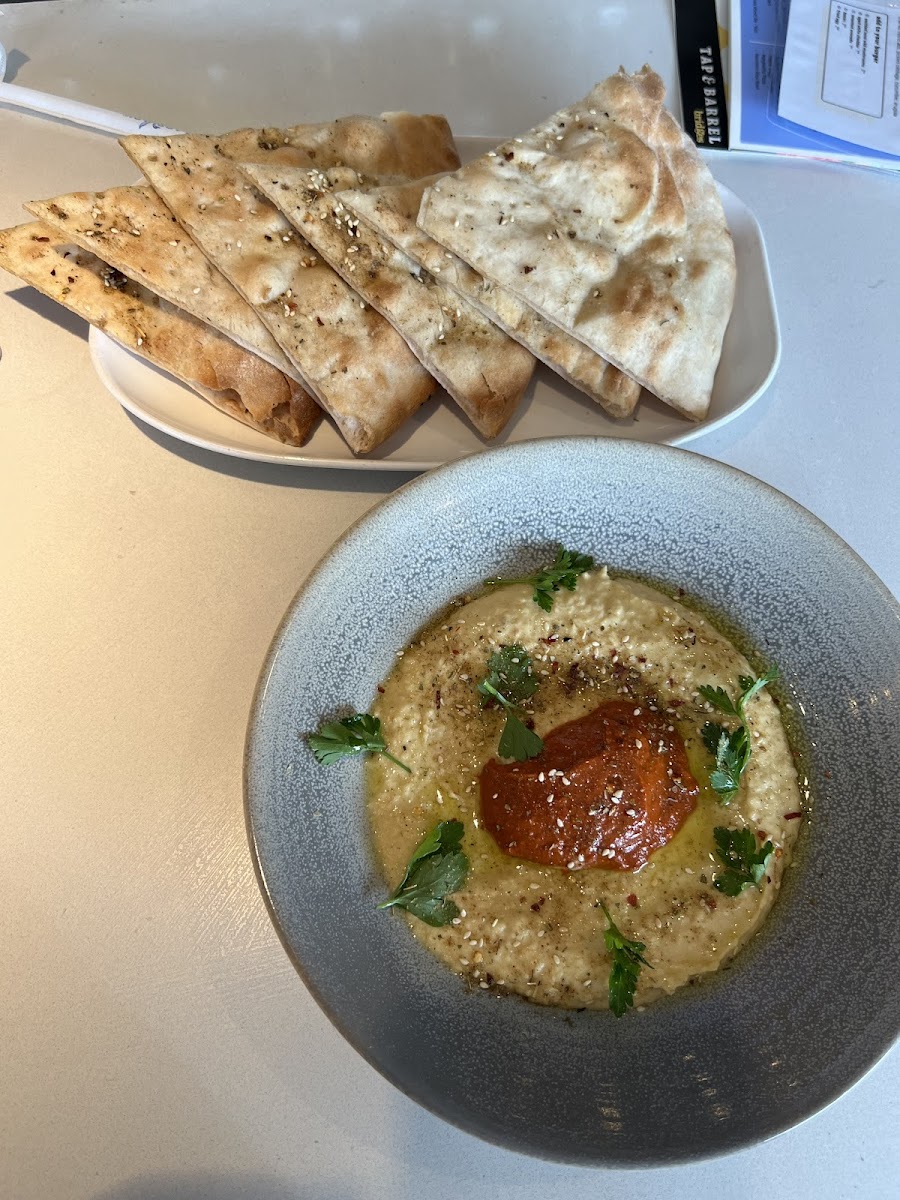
244, 437, 900, 1165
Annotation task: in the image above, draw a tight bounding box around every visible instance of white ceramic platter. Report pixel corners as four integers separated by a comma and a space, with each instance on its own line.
89, 144, 780, 471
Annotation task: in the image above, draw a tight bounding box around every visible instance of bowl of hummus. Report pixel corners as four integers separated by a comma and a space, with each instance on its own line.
245, 437, 900, 1165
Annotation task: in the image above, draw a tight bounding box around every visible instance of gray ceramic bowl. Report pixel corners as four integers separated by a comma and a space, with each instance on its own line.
244, 438, 900, 1166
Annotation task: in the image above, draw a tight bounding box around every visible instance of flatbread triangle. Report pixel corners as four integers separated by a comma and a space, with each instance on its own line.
417, 67, 736, 419
237, 159, 536, 438
25, 185, 307, 386
342, 176, 641, 419
0, 221, 319, 445
120, 130, 437, 453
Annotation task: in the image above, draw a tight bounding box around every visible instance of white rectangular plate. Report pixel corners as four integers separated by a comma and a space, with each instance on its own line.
88, 142, 780, 471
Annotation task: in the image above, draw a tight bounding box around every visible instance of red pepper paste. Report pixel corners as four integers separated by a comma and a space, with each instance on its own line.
480, 699, 699, 871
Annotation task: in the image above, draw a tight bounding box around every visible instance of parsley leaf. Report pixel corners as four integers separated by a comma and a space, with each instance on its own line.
601, 902, 651, 1018
701, 720, 727, 756
485, 545, 594, 612
308, 712, 411, 773
705, 724, 751, 803
498, 712, 545, 760
477, 645, 544, 761
697, 685, 741, 717
700, 667, 778, 726
698, 668, 777, 802
477, 645, 539, 707
712, 826, 774, 896
378, 819, 469, 925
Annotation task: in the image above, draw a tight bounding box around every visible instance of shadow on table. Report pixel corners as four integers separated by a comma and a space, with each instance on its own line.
4, 286, 90, 341
123, 411, 420, 494
92, 1170, 363, 1200
2, 48, 30, 81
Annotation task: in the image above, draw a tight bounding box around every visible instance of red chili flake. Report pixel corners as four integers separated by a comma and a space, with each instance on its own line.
530, 896, 546, 912
757, 830, 768, 840
541, 635, 559, 644
550, 661, 560, 673
503, 151, 514, 161
376, 685, 385, 694
34, 236, 50, 242
451, 648, 460, 655
824, 770, 832, 780
701, 894, 717, 911
626, 893, 638, 908
435, 689, 442, 710
784, 811, 802, 820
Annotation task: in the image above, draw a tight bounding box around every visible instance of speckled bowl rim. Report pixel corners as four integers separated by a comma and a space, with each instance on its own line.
244, 436, 900, 1167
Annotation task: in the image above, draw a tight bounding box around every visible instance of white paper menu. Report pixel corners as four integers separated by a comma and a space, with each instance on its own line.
778, 0, 900, 157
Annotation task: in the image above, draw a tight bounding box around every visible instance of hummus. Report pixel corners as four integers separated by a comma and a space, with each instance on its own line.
366, 569, 803, 1010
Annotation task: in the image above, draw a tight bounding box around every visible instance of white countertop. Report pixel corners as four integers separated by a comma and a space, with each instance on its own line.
2, 3, 898, 1197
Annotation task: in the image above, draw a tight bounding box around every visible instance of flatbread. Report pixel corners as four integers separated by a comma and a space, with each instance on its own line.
212, 111, 459, 178
0, 221, 318, 446
239, 161, 535, 439
343, 177, 641, 419
417, 68, 736, 419
25, 185, 307, 385
120, 132, 437, 454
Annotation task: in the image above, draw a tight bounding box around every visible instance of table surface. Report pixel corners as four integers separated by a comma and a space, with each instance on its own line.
2, 3, 898, 1198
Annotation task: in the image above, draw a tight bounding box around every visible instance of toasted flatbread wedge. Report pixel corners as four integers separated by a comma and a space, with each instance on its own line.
120, 132, 436, 454
25, 185, 308, 386
239, 161, 535, 439
418, 67, 736, 420
211, 111, 459, 178
343, 177, 640, 419
0, 221, 318, 446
